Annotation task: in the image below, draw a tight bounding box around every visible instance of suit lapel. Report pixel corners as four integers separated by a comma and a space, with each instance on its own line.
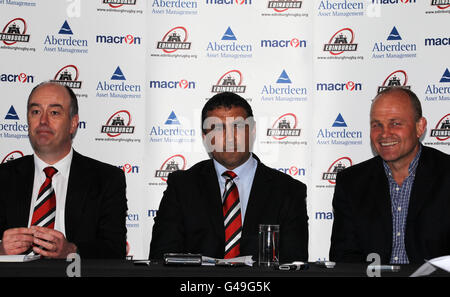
199, 160, 225, 243
370, 158, 392, 244
64, 151, 88, 240
200, 156, 273, 249
15, 156, 35, 227
242, 159, 272, 238
407, 147, 434, 223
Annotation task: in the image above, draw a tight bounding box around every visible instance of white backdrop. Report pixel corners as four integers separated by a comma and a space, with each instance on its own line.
0, 0, 449, 261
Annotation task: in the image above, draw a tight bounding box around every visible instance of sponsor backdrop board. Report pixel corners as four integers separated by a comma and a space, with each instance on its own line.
0, 0, 449, 261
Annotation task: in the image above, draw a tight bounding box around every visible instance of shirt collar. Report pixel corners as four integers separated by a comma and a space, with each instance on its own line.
34, 148, 73, 179
383, 144, 422, 179
213, 153, 255, 181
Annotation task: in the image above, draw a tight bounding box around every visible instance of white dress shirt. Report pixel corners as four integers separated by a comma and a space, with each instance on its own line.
213, 153, 258, 225
27, 148, 73, 236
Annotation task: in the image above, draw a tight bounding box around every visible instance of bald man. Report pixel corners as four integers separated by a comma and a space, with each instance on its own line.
330, 87, 450, 264
0, 82, 128, 259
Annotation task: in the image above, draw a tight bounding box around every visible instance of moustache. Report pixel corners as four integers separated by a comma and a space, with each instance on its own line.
34, 125, 55, 135
376, 137, 399, 142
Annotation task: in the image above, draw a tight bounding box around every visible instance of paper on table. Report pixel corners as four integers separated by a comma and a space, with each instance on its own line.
0, 254, 41, 262
410, 262, 437, 277
428, 255, 450, 272
410, 255, 450, 277
202, 255, 254, 267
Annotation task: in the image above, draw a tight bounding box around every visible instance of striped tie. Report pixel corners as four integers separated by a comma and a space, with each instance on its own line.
31, 166, 57, 228
222, 170, 242, 259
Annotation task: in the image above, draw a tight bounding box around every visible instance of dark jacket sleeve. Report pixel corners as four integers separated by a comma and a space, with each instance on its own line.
329, 171, 365, 262
72, 164, 128, 259
149, 171, 185, 259
279, 178, 309, 262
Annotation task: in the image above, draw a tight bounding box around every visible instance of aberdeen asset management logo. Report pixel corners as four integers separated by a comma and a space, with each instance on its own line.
424, 68, 450, 102
206, 26, 252, 59
316, 113, 363, 146
157, 26, 191, 53
1, 105, 29, 140
211, 69, 246, 93
43, 20, 88, 54
0, 18, 30, 45
152, 0, 199, 15
261, 70, 307, 102
317, 0, 365, 17
149, 111, 196, 144
50, 65, 82, 89
372, 26, 417, 59
96, 66, 142, 99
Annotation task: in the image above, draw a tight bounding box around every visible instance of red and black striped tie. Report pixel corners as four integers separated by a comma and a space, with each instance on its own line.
222, 170, 242, 259
31, 166, 57, 229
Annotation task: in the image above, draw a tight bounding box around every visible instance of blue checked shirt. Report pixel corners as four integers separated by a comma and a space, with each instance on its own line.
383, 145, 422, 264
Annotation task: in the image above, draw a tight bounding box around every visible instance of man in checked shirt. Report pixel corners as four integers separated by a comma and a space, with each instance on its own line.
330, 86, 450, 264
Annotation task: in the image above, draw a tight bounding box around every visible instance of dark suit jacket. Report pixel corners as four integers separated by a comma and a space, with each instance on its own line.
330, 146, 450, 264
0, 150, 128, 259
149, 155, 309, 262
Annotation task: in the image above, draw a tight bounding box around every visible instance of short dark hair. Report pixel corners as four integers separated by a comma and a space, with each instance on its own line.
201, 92, 253, 133
27, 81, 79, 119
374, 86, 422, 121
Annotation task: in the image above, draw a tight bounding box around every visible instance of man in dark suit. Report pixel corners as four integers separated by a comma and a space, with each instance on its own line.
150, 92, 308, 262
0, 82, 128, 259
330, 87, 450, 264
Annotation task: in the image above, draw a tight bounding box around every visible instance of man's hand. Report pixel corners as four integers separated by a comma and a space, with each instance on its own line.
0, 228, 34, 255
31, 226, 77, 259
